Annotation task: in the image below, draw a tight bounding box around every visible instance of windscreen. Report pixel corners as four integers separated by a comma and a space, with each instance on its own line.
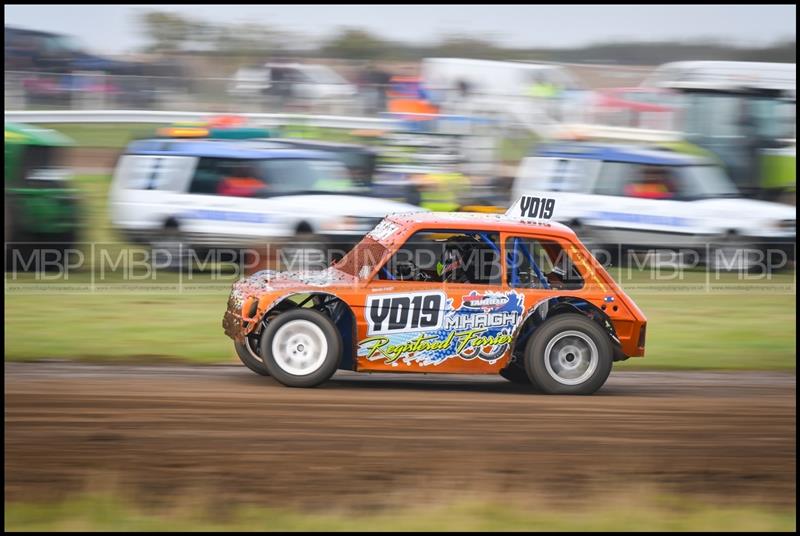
333, 236, 389, 279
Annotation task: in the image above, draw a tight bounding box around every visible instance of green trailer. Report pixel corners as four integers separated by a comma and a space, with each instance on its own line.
4, 122, 82, 265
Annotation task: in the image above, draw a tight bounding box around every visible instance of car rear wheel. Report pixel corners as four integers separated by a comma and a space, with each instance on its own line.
525, 314, 613, 395
260, 308, 341, 387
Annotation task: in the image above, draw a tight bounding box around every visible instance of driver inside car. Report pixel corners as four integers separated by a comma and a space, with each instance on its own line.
384, 233, 498, 283
437, 235, 486, 283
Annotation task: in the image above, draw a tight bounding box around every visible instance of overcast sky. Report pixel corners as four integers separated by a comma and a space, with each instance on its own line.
5, 4, 797, 54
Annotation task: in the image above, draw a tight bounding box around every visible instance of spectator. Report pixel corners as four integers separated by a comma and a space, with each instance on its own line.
624, 166, 675, 199
217, 165, 266, 198
361, 62, 391, 114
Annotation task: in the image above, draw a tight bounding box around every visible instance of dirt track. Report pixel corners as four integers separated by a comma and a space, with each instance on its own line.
4, 363, 796, 510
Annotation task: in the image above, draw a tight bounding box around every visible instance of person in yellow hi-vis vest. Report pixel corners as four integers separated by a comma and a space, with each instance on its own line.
526, 72, 562, 121
414, 166, 470, 212
526, 73, 558, 98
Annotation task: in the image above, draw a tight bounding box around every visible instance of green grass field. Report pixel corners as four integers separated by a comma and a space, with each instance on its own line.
4, 174, 796, 369
40, 123, 167, 148
5, 491, 795, 532
42, 122, 539, 164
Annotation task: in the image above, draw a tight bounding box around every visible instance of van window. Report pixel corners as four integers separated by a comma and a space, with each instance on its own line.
189, 158, 263, 196
18, 146, 69, 187
259, 158, 354, 194
188, 157, 357, 198
517, 157, 593, 194
121, 155, 190, 191
592, 162, 637, 196
594, 162, 684, 199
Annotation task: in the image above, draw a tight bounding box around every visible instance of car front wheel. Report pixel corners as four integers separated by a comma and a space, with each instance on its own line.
525, 314, 613, 395
260, 309, 341, 387
234, 333, 270, 376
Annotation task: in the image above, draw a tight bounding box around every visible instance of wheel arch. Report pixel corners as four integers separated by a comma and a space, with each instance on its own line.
163, 216, 180, 230
295, 220, 314, 235
253, 291, 357, 371
510, 296, 625, 364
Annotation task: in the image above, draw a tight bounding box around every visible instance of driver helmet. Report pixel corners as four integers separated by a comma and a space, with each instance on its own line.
437, 235, 479, 282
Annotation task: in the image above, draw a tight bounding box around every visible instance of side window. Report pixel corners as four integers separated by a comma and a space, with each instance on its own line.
517, 157, 591, 194
622, 164, 679, 200
189, 158, 225, 194
121, 155, 191, 192
549, 158, 589, 192
378, 229, 502, 286
592, 162, 636, 196
189, 158, 266, 198
593, 162, 680, 198
506, 236, 584, 291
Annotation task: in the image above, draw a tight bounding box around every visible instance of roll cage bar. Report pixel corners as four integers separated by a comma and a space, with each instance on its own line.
375, 230, 551, 289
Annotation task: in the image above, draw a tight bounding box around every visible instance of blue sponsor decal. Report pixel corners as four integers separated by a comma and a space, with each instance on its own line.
590, 211, 690, 227
183, 209, 275, 224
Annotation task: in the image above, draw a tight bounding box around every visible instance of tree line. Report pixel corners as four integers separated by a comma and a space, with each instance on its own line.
139, 11, 796, 65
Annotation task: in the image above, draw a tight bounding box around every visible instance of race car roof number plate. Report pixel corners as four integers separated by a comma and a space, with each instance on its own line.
507, 195, 556, 221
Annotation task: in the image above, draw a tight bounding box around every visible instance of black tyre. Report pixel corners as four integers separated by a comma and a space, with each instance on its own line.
706, 233, 763, 273
499, 362, 532, 384
524, 313, 613, 395
234, 333, 270, 376
259, 308, 341, 388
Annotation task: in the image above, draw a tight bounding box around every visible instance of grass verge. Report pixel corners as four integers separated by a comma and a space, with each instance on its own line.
4, 492, 796, 532
41, 123, 167, 149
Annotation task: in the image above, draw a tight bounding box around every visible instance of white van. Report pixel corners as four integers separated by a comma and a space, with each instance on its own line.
109, 137, 423, 267
420, 58, 588, 134
229, 63, 357, 113
513, 142, 796, 270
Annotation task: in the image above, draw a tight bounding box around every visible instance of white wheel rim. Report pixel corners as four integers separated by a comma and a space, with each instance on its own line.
271, 319, 328, 376
544, 330, 598, 386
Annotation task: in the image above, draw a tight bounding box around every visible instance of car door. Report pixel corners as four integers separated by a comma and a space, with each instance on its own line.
502, 231, 583, 330
356, 228, 520, 374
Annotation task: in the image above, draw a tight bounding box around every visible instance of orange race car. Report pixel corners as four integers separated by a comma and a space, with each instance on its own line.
222, 196, 647, 394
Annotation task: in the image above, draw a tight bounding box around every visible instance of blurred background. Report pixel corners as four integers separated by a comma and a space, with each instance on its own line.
4, 4, 797, 532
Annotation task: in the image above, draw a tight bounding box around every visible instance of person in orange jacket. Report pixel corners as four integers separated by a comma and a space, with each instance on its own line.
217, 165, 267, 198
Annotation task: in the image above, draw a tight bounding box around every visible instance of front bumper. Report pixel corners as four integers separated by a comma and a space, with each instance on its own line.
222, 285, 249, 341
